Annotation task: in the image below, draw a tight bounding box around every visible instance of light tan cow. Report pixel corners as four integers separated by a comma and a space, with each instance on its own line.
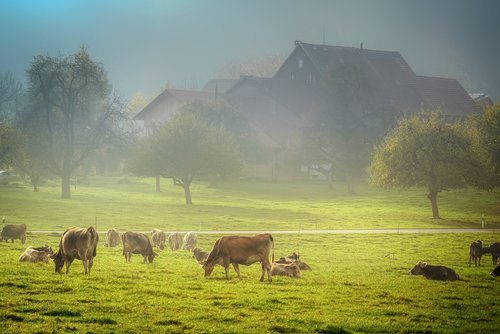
271, 262, 301, 278
151, 229, 166, 250
51, 227, 99, 274
104, 228, 121, 247
19, 245, 54, 263
168, 232, 183, 251
203, 233, 274, 282
182, 231, 198, 251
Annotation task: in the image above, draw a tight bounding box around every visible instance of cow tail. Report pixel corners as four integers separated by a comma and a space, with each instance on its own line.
270, 234, 274, 263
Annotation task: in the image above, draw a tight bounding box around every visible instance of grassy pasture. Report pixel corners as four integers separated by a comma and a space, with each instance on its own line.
0, 176, 499, 231
0, 177, 499, 333
0, 232, 499, 333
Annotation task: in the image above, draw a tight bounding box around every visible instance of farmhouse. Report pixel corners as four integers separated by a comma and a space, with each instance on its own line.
134, 40, 484, 179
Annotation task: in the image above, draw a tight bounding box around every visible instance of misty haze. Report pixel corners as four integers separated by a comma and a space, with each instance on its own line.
0, 1, 499, 333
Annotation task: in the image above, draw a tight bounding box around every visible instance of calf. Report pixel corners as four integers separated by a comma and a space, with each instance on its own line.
1, 223, 27, 244
51, 226, 99, 274
410, 262, 459, 281
192, 247, 209, 264
276, 256, 312, 271
271, 262, 301, 278
182, 231, 198, 251
151, 229, 166, 250
469, 240, 484, 267
168, 232, 183, 251
104, 228, 121, 247
203, 233, 274, 282
19, 245, 54, 263
122, 231, 158, 263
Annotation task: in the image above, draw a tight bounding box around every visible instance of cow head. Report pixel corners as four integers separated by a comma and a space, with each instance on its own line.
51, 251, 65, 273
202, 261, 215, 277
410, 262, 427, 275
147, 252, 159, 263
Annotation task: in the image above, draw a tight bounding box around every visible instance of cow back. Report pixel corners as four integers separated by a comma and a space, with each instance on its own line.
60, 226, 99, 259
207, 233, 274, 266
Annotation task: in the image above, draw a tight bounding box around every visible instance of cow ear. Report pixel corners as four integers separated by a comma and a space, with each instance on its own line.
421, 262, 427, 267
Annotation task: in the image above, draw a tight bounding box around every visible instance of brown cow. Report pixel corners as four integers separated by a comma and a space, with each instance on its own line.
469, 240, 484, 267
122, 231, 158, 263
104, 228, 121, 247
151, 229, 166, 250
271, 262, 301, 278
192, 247, 209, 264
51, 227, 99, 274
1, 223, 27, 244
483, 242, 500, 265
276, 256, 312, 271
182, 231, 198, 251
19, 245, 54, 263
410, 262, 459, 281
168, 232, 183, 251
203, 233, 274, 282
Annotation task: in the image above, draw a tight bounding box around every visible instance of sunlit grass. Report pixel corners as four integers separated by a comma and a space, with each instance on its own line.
0, 176, 499, 232
0, 232, 498, 333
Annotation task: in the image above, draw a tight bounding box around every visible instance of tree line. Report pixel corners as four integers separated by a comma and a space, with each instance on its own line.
0, 47, 499, 219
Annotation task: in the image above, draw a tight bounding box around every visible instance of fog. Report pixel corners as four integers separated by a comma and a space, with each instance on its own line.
1, 0, 499, 100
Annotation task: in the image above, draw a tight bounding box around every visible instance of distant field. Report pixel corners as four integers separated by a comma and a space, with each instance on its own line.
0, 232, 498, 333
0, 176, 499, 232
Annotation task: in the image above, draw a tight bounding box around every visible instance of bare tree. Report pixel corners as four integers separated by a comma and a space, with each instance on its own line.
26, 46, 127, 198
0, 72, 23, 120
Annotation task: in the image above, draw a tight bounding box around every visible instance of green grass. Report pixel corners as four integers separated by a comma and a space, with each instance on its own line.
0, 233, 499, 333
1, 176, 499, 231
0, 177, 499, 333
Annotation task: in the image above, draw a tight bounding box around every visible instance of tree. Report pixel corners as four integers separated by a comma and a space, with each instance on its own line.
179, 100, 255, 186
0, 121, 22, 168
300, 63, 393, 193
26, 46, 126, 198
0, 73, 23, 120
130, 112, 241, 204
466, 104, 500, 187
369, 111, 491, 219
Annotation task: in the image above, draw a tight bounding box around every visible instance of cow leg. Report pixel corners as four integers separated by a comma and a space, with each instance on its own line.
261, 261, 272, 283
232, 263, 242, 279
65, 258, 74, 274
89, 257, 94, 273
82, 255, 88, 275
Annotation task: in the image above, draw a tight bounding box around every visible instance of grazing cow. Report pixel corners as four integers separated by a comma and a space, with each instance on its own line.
19, 245, 54, 263
151, 229, 166, 250
491, 264, 500, 277
168, 232, 183, 251
484, 242, 500, 265
192, 247, 209, 264
122, 231, 158, 263
271, 262, 301, 278
182, 231, 198, 251
203, 233, 274, 282
51, 227, 99, 274
104, 228, 121, 247
410, 262, 459, 281
1, 223, 27, 244
469, 240, 484, 267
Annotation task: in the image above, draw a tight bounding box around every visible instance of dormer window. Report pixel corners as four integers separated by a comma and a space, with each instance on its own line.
298, 58, 303, 69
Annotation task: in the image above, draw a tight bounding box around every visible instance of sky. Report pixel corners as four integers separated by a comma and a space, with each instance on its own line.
1, 0, 499, 101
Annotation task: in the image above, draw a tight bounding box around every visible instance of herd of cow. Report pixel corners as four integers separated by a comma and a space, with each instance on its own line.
1, 221, 499, 280
1, 222, 311, 281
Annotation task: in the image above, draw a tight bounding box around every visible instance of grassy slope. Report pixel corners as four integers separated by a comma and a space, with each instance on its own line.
0, 233, 499, 333
0, 177, 499, 333
1, 176, 499, 231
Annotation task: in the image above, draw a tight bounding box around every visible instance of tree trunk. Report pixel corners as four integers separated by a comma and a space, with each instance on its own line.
427, 190, 441, 219
61, 173, 71, 199
184, 184, 192, 205
155, 175, 161, 192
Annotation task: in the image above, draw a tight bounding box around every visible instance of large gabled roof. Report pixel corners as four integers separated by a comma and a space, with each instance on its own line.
415, 76, 482, 116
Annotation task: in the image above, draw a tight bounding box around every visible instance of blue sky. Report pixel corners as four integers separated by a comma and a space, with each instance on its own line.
1, 0, 499, 100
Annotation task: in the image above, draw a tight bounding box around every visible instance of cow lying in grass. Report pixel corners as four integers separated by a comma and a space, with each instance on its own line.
19, 245, 54, 263
410, 262, 459, 281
